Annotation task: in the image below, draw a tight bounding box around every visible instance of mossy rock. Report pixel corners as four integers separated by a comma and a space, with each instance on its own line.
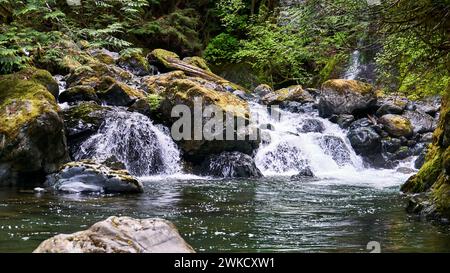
318, 79, 377, 117
59, 85, 100, 104
148, 49, 180, 69
379, 114, 413, 138
402, 91, 450, 218
10, 68, 59, 99
94, 53, 116, 65
96, 76, 145, 106
142, 71, 186, 94
0, 73, 69, 177
182, 57, 211, 72
261, 85, 314, 105
118, 50, 151, 76
322, 79, 373, 95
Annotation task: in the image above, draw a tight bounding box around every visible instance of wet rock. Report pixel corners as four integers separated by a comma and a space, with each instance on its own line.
291, 167, 315, 179
347, 127, 381, 155
233, 90, 249, 100
199, 152, 263, 178
62, 102, 110, 157
330, 114, 355, 129
379, 114, 413, 138
318, 79, 377, 118
261, 85, 313, 105
59, 85, 100, 104
97, 76, 145, 106
254, 84, 273, 97
348, 118, 373, 130
420, 132, 433, 143
376, 102, 404, 116
318, 135, 352, 166
118, 50, 151, 76
33, 216, 194, 253
397, 167, 416, 174
0, 70, 69, 181
45, 161, 143, 194
298, 119, 325, 133
280, 101, 315, 113
415, 149, 428, 169
414, 96, 442, 116
402, 110, 436, 134
381, 138, 402, 153
393, 146, 412, 160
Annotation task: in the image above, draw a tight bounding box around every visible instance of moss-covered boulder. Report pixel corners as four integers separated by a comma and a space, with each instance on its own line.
0, 71, 69, 182
182, 56, 211, 72
318, 79, 377, 118
158, 78, 259, 163
261, 85, 314, 105
401, 91, 450, 220
118, 50, 151, 76
142, 71, 187, 94
379, 114, 414, 138
96, 76, 145, 106
148, 49, 246, 92
62, 102, 110, 157
59, 85, 100, 104
12, 68, 59, 99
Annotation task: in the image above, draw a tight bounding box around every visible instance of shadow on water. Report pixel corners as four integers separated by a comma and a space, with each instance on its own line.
1, 176, 450, 253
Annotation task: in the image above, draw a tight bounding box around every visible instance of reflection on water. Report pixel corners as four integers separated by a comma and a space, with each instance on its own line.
1, 176, 450, 253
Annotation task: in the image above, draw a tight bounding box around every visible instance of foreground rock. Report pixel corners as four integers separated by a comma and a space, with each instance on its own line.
0, 69, 69, 182
199, 152, 263, 178
45, 161, 143, 193
318, 79, 376, 118
379, 114, 413, 138
401, 91, 449, 221
33, 216, 195, 253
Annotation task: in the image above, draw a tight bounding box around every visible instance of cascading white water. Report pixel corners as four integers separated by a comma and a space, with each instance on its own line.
252, 103, 364, 177
74, 109, 182, 176
344, 49, 362, 80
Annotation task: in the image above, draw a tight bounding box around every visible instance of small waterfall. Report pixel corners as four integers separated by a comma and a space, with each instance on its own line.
252, 103, 364, 176
343, 49, 362, 80
74, 109, 182, 176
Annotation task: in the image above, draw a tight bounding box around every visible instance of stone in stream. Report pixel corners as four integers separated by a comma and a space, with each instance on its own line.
402, 110, 436, 134
291, 166, 315, 179
199, 152, 263, 178
33, 216, 195, 253
297, 119, 325, 133
45, 161, 143, 194
318, 79, 377, 118
378, 114, 414, 138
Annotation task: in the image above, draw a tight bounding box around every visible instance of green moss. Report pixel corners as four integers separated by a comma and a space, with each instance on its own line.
63, 101, 105, 125
147, 94, 162, 111
183, 57, 211, 72
0, 75, 57, 138
150, 49, 180, 68
322, 79, 374, 95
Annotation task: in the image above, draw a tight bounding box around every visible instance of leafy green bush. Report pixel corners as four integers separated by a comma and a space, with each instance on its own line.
204, 33, 239, 65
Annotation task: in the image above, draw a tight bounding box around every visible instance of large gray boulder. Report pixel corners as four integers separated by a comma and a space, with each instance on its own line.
33, 216, 195, 253
199, 152, 263, 178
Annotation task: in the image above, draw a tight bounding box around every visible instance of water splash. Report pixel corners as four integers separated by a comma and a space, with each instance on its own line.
74, 109, 182, 176
252, 103, 363, 177
344, 49, 362, 80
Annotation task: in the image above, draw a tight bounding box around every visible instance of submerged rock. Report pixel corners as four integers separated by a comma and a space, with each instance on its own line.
318, 79, 376, 118
33, 216, 194, 253
199, 152, 263, 178
0, 69, 69, 181
45, 161, 143, 194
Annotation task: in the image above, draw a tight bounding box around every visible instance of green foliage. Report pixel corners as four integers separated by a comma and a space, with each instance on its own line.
204, 33, 239, 65
375, 0, 450, 97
